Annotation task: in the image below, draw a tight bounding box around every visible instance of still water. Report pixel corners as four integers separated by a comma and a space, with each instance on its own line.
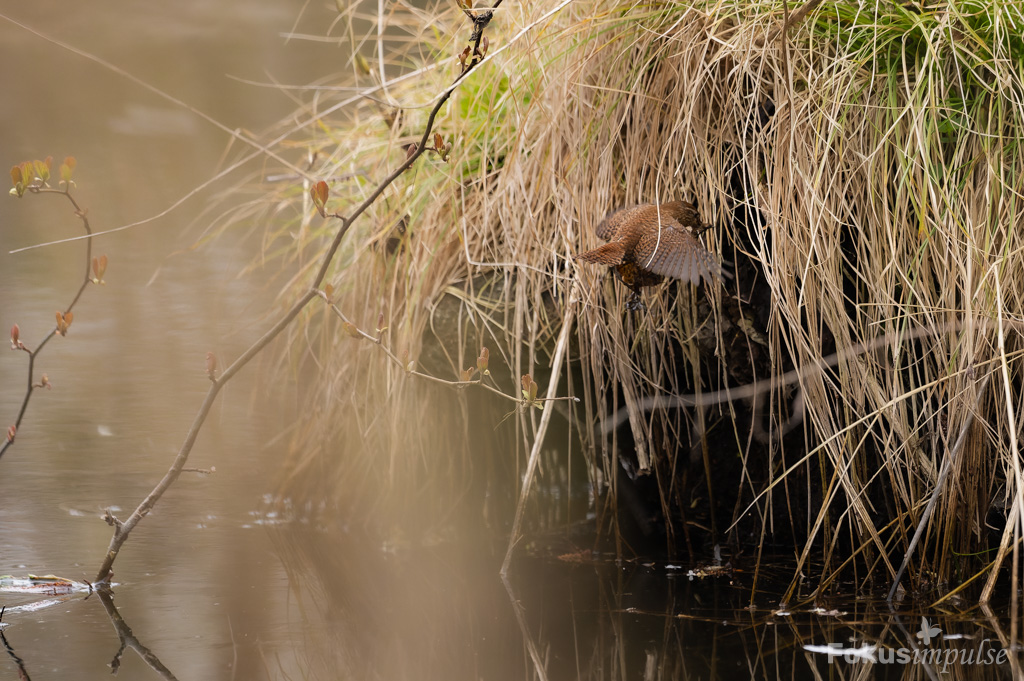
0, 3, 1021, 680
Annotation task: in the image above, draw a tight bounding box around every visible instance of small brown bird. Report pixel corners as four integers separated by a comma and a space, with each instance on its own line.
575, 201, 726, 310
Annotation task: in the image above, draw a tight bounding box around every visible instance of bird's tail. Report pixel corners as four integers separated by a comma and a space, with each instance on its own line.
575, 242, 627, 266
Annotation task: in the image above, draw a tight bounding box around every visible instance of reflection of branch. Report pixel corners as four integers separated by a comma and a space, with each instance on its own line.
980, 604, 1023, 679
500, 574, 549, 681
0, 608, 32, 681
885, 611, 942, 681
95, 587, 178, 680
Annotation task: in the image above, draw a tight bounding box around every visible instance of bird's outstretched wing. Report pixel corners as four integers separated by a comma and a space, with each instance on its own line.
634, 220, 725, 287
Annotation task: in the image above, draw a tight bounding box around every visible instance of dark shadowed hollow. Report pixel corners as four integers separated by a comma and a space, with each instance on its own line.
2, 1, 1024, 680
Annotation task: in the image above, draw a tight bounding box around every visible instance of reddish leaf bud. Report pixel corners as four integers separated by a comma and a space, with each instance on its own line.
55, 311, 72, 336
10, 324, 19, 349
206, 352, 218, 380
9, 164, 25, 197
92, 254, 108, 283
310, 180, 329, 218
477, 346, 489, 373
521, 374, 538, 402
6, 425, 14, 443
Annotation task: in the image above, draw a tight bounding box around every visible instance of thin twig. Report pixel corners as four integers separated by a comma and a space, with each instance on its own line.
1, 183, 94, 462
323, 298, 577, 404
93, 3, 510, 584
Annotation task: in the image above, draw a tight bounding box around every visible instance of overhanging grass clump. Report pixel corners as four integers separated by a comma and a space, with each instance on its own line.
233, 0, 1024, 597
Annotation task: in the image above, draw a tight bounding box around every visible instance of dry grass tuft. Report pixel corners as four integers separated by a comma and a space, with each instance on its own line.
225, 0, 1024, 593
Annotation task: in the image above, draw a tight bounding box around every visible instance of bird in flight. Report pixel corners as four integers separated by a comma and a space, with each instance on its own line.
575, 201, 727, 310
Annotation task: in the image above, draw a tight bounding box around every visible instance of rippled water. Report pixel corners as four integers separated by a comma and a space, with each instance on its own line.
0, 3, 1021, 680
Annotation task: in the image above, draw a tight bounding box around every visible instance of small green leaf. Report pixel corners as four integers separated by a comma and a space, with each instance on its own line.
60, 156, 76, 183
354, 53, 372, 77
33, 157, 49, 182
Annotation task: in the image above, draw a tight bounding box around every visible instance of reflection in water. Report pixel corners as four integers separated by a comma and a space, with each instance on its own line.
265, 526, 525, 679
0, 621, 31, 681
0, 586, 178, 680
0, 541, 1017, 680
95, 587, 178, 680
265, 524, 1020, 680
